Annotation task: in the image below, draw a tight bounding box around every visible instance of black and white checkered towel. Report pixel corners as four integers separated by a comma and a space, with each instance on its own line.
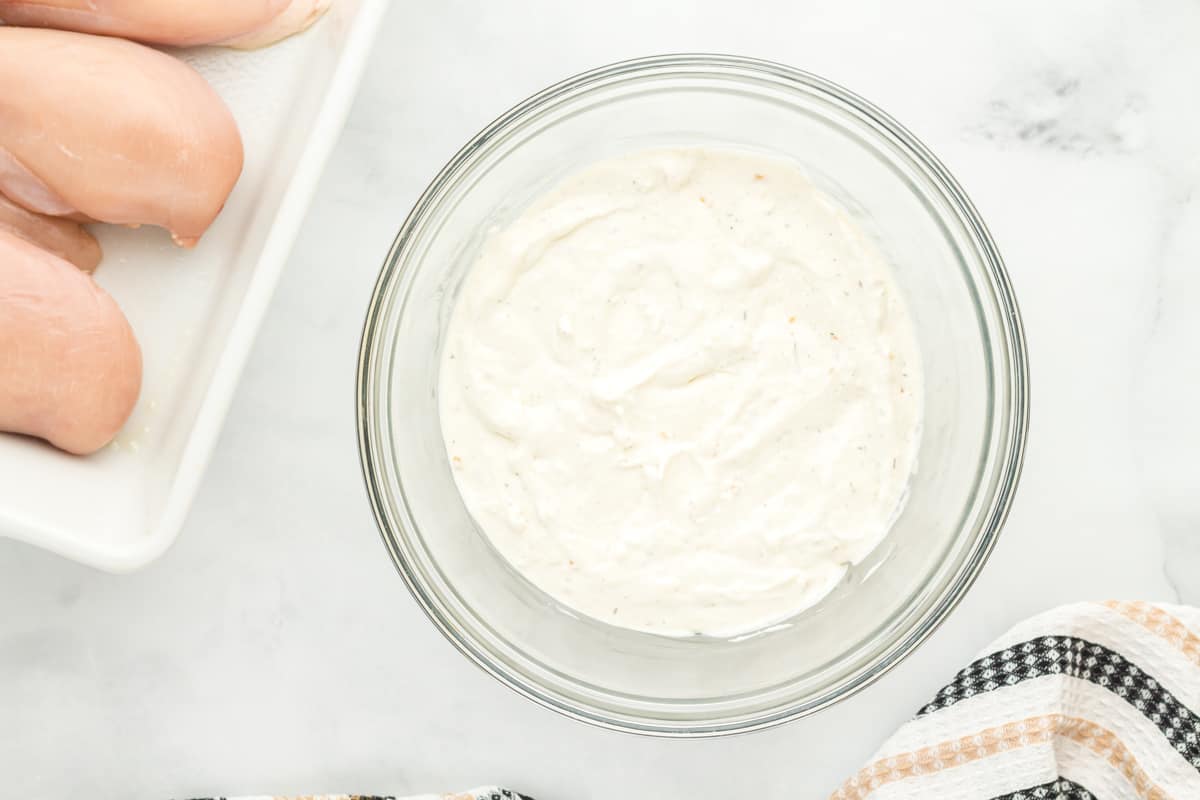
189, 789, 530, 800
832, 601, 1200, 799
189, 601, 1200, 800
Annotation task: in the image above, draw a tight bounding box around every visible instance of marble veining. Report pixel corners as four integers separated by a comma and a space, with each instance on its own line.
973, 71, 1148, 154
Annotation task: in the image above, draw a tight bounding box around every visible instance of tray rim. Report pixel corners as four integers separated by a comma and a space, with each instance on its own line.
1, 0, 390, 572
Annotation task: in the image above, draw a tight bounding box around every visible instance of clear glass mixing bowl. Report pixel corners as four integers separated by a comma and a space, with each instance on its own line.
357, 54, 1029, 736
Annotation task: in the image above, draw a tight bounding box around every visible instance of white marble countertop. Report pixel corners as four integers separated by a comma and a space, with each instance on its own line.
3, 1, 1199, 797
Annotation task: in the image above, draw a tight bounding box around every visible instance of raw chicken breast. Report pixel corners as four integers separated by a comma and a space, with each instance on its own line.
220, 0, 332, 49
0, 27, 243, 247
0, 231, 141, 455
0, 194, 101, 272
0, 0, 289, 47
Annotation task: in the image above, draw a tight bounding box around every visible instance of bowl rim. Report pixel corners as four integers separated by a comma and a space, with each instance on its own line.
357, 52, 1031, 737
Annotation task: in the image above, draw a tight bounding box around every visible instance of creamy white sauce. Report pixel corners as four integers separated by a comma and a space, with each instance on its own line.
439, 147, 922, 637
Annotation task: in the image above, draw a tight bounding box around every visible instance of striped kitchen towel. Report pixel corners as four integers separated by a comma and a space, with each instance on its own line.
832, 601, 1200, 799
188, 789, 530, 800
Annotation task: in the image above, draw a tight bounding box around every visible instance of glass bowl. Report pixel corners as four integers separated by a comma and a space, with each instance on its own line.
357, 54, 1029, 736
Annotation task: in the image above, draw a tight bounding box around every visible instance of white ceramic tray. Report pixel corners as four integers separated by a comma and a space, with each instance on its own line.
0, 0, 387, 571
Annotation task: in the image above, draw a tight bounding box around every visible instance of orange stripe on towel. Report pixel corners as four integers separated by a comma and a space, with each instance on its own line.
1105, 600, 1200, 668
830, 714, 1168, 800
